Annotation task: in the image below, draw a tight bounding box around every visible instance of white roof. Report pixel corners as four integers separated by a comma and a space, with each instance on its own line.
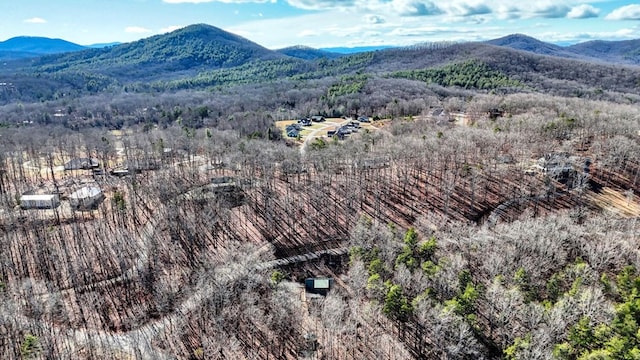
21, 194, 57, 201
314, 279, 330, 289
69, 186, 102, 199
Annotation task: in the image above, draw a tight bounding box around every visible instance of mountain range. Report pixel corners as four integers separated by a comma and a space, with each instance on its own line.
2, 27, 639, 66
0, 24, 639, 105
486, 34, 640, 65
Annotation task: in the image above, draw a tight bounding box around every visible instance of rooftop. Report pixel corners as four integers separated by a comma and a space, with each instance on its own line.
69, 186, 102, 199
21, 194, 57, 201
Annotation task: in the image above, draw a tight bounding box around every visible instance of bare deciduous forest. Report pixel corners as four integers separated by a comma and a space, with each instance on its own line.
0, 26, 640, 359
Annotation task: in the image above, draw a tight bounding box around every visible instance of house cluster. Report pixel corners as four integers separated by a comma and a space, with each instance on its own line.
64, 157, 100, 171
20, 184, 104, 211
327, 120, 361, 140
63, 157, 115, 177
18, 156, 116, 212
286, 123, 303, 138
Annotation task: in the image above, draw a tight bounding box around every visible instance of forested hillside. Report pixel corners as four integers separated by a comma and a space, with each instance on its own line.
0, 24, 639, 359
21, 24, 285, 81
2, 26, 640, 108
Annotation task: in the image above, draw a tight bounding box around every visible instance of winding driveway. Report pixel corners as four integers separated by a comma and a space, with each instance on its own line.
8, 181, 348, 358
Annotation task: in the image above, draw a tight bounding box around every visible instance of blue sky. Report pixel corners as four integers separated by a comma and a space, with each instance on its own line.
2, 0, 640, 48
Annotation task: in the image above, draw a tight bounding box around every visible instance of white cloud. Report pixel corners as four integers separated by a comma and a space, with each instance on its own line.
392, 0, 443, 16
298, 29, 320, 37
286, 0, 446, 16
125, 26, 153, 33
538, 27, 639, 43
24, 17, 47, 24
157, 0, 640, 24
496, 5, 521, 20
567, 4, 600, 19
223, 0, 640, 49
448, 3, 492, 17
605, 4, 640, 20
530, 4, 570, 18
160, 25, 186, 33
364, 14, 386, 24
615, 28, 635, 36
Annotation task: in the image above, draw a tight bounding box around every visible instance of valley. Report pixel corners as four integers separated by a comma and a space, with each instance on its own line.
0, 24, 639, 359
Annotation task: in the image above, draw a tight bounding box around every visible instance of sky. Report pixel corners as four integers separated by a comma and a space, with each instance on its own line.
1, 0, 640, 49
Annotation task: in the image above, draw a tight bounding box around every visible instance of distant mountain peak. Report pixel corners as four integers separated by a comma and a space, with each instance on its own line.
0, 36, 86, 59
485, 33, 580, 60
494, 33, 541, 41
276, 45, 343, 60
27, 23, 285, 80
168, 23, 249, 41
486, 34, 561, 49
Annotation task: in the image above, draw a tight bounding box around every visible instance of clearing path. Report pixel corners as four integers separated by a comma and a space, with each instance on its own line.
300, 118, 350, 155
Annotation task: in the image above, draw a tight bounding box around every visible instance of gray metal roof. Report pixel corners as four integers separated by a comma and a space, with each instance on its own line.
69, 186, 102, 199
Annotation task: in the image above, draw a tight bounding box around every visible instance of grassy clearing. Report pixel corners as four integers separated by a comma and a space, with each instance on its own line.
276, 118, 379, 142
588, 187, 640, 217
274, 120, 297, 127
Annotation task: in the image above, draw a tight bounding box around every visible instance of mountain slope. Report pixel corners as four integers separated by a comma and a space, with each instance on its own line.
29, 24, 286, 81
486, 34, 640, 65
567, 39, 640, 65
0, 36, 86, 60
0, 50, 41, 61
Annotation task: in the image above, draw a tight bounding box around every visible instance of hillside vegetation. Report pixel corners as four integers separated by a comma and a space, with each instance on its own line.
390, 60, 522, 90
0, 91, 638, 359
27, 24, 284, 80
